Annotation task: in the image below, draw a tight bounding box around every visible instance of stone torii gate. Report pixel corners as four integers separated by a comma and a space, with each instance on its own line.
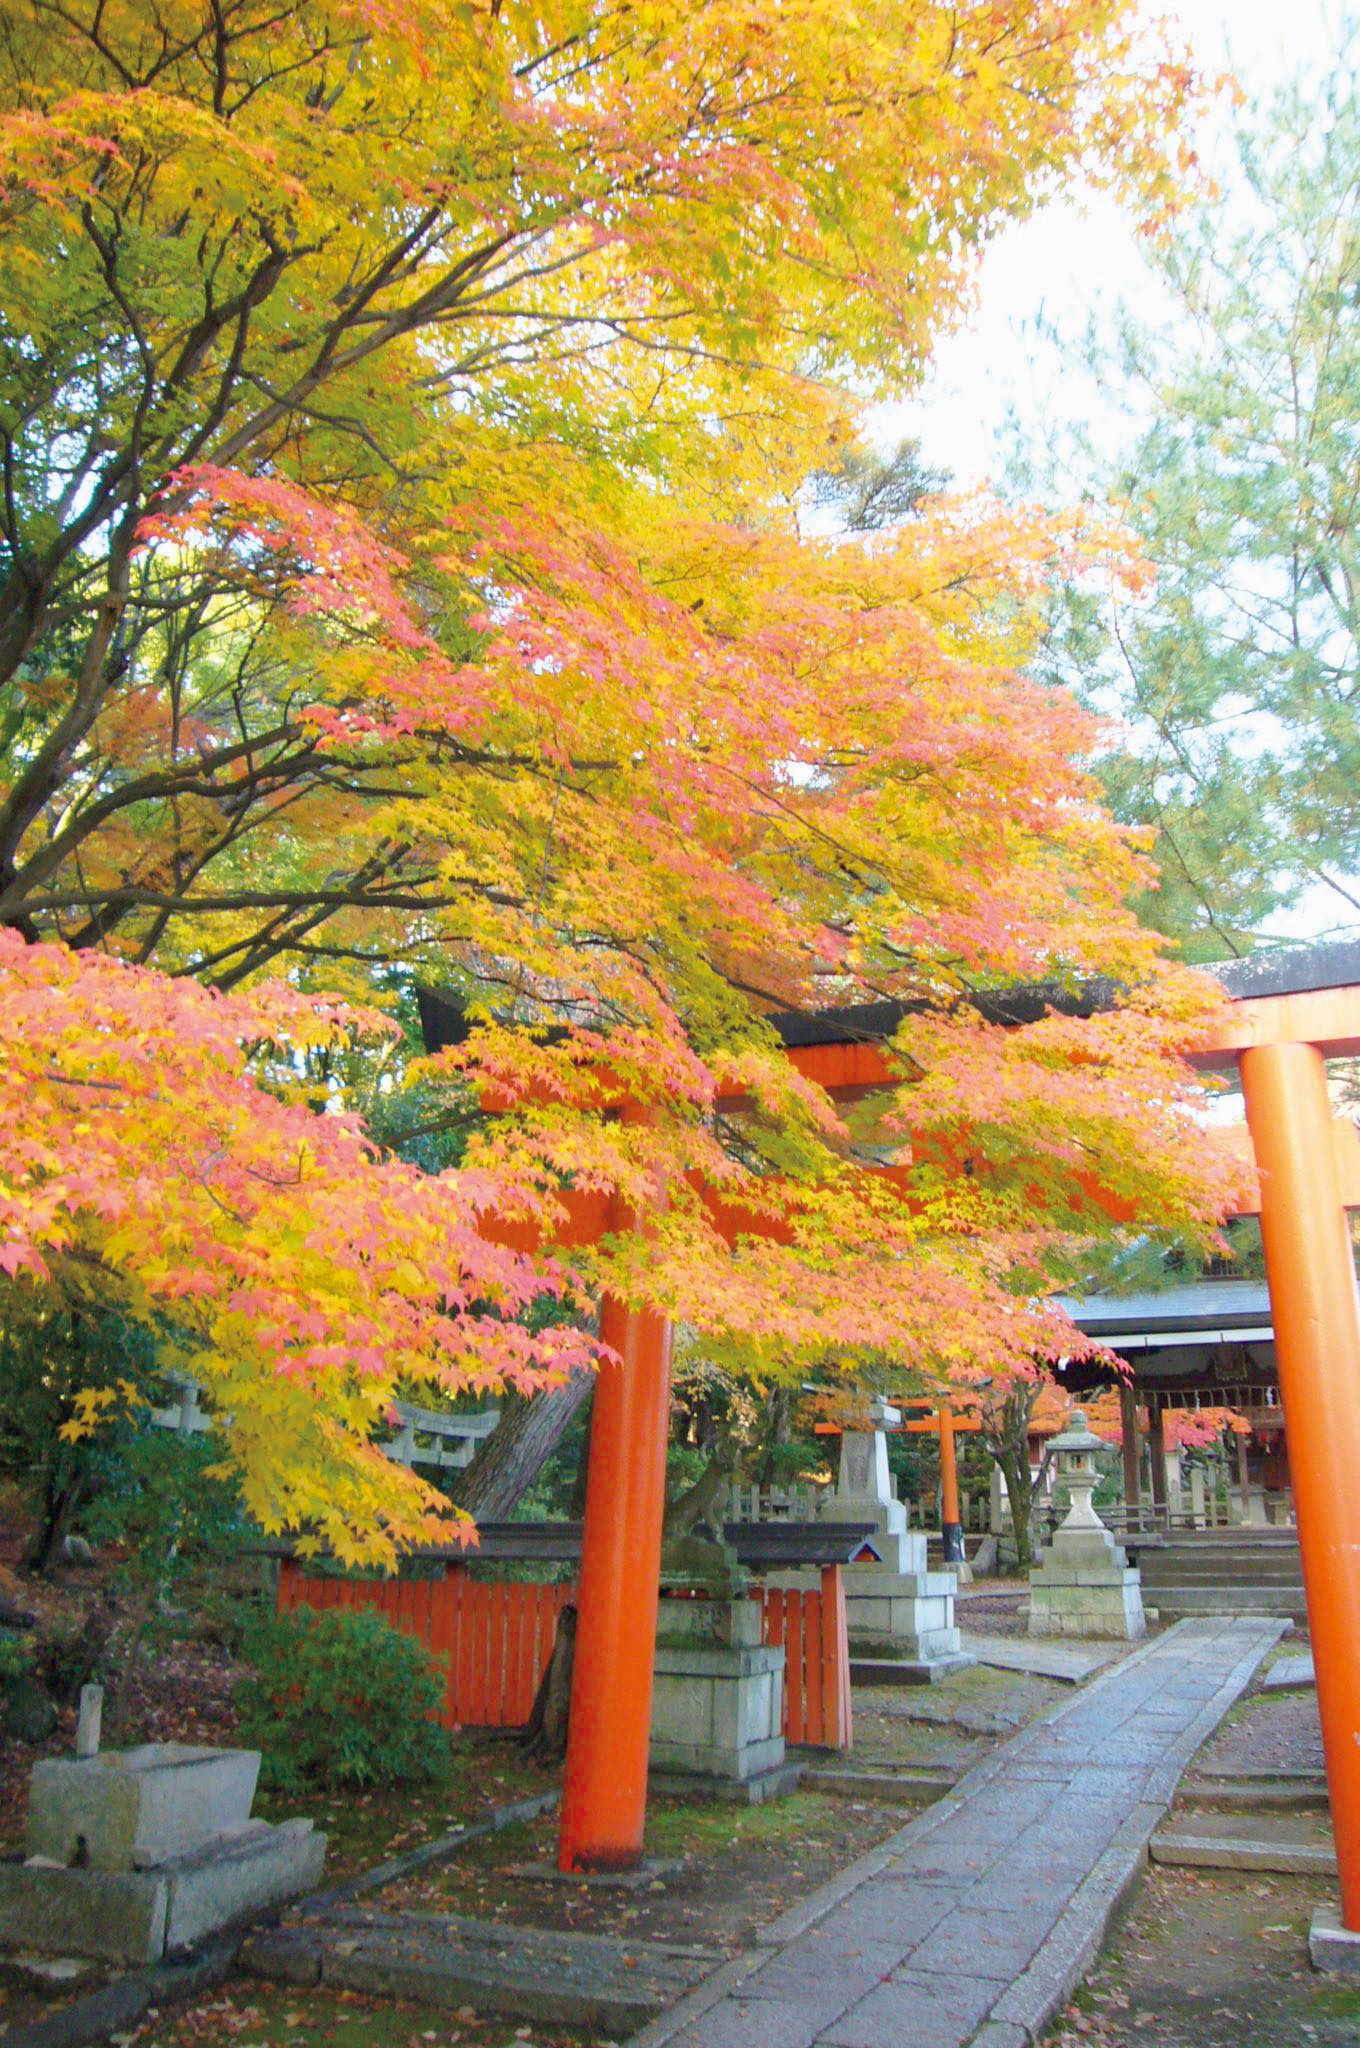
419, 942, 1360, 1926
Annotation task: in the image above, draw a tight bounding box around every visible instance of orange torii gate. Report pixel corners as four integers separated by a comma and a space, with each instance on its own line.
419, 944, 1360, 1925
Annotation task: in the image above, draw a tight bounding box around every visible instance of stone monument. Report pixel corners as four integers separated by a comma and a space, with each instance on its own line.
1029, 1409, 1146, 1640
0, 1700, 326, 1966
765, 1400, 966, 1678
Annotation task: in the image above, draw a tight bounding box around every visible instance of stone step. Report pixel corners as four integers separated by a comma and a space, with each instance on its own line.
1151, 1829, 1336, 1875
1181, 1777, 1330, 1812
1138, 1564, 1310, 1581
244, 1907, 724, 2034
1142, 1587, 1307, 1620
800, 1765, 953, 1805
849, 1651, 975, 1687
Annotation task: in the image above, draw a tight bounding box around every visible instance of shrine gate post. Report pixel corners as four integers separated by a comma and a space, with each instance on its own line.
557, 1225, 673, 1871
1238, 1038, 1360, 1929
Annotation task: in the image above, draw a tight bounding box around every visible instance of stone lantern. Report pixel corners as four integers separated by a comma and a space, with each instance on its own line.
1048, 1409, 1107, 1532
1028, 1408, 1145, 1640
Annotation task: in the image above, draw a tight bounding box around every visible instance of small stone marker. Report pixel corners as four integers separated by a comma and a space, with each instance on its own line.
75, 1683, 102, 1758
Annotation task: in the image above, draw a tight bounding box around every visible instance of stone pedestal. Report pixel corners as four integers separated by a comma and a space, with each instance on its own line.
649, 1598, 786, 1790
819, 1406, 964, 1671
1030, 1408, 1145, 1641
1028, 1524, 1146, 1639
1, 1745, 325, 1965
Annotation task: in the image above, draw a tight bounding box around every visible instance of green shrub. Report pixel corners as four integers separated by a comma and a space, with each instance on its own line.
0, 1627, 35, 1685
236, 1606, 450, 1793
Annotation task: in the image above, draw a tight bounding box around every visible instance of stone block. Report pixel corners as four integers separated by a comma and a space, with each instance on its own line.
0, 1860, 168, 1964
651, 1670, 716, 1750
26, 1744, 260, 1873
1029, 1569, 1144, 1642
651, 1640, 785, 1781
163, 1818, 326, 1953
1310, 1903, 1360, 1973
655, 1598, 763, 1650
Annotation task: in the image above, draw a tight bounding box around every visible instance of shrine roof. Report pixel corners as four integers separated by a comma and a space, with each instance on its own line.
1058, 1278, 1273, 1348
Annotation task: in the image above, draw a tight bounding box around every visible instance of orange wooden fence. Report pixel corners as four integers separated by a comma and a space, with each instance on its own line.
754, 1568, 853, 1750
277, 1559, 851, 1750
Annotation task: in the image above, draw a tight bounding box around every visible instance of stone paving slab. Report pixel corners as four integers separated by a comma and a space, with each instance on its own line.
1262, 1650, 1315, 1690
959, 1634, 1122, 1686
628, 1616, 1287, 2048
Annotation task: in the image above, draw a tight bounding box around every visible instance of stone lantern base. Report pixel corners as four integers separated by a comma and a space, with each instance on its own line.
649, 1597, 786, 1789
1028, 1526, 1146, 1640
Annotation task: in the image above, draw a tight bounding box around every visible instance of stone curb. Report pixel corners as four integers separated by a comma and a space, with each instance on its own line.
0, 1933, 238, 2048
624, 1616, 1287, 2048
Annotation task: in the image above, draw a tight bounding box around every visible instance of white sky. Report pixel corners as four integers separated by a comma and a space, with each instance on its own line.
881, 0, 1348, 489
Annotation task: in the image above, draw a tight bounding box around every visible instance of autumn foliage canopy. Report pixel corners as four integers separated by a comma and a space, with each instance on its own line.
0, 0, 1239, 1560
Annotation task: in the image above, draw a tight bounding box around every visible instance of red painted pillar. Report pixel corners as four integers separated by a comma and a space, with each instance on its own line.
1240, 1038, 1360, 1929
938, 1408, 965, 1566
557, 1210, 672, 1871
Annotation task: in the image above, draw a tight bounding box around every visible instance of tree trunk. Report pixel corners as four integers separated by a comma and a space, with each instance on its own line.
568, 1390, 594, 1519
453, 1373, 595, 1520
520, 1604, 576, 1762
994, 1443, 1035, 1574
24, 1469, 84, 1577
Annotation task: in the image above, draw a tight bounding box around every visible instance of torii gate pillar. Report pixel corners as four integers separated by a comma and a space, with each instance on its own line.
557, 1278, 673, 1871
1239, 1038, 1360, 1930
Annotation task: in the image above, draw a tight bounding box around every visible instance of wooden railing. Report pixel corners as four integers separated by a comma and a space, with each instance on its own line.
277, 1560, 852, 1751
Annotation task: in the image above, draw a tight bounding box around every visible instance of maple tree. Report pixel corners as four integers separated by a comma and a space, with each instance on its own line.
0, 1, 1244, 1558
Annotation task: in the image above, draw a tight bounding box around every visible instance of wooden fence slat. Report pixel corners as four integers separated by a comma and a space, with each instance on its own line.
818, 1566, 848, 1749
487, 1583, 510, 1725
397, 1577, 420, 1641
429, 1571, 458, 1729
802, 1585, 825, 1744
502, 1581, 524, 1723
509, 1585, 533, 1722
454, 1576, 478, 1727
833, 1569, 852, 1752
784, 1593, 805, 1746
506, 1586, 527, 1725
470, 1583, 493, 1726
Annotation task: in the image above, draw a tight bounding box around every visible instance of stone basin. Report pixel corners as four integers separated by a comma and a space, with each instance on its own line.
26, 1743, 260, 1873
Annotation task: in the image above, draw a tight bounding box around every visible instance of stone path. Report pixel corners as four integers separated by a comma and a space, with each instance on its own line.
631, 1616, 1287, 2048
959, 1634, 1121, 1686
